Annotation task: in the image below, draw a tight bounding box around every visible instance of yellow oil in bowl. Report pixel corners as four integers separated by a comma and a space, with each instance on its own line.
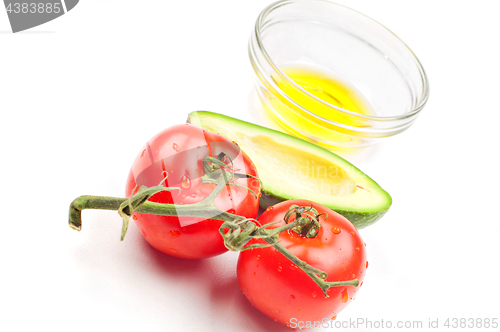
262, 65, 373, 149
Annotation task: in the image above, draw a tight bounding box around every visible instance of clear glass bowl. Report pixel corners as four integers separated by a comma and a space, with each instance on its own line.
249, 0, 429, 149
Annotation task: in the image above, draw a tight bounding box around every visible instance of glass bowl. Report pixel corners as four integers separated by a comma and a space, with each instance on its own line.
249, 0, 429, 149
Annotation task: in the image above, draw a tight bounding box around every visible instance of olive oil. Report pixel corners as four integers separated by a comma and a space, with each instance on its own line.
265, 65, 373, 148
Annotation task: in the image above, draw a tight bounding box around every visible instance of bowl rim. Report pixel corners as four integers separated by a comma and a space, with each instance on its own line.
253, 0, 430, 123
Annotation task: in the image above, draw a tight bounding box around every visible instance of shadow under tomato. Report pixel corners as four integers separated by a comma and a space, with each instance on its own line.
135, 232, 212, 278
208, 264, 294, 331
131, 228, 297, 331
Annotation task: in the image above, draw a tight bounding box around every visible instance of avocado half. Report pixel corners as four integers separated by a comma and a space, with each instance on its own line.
188, 111, 391, 229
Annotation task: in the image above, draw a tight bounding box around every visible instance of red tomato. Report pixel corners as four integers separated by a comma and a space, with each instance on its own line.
125, 124, 260, 259
237, 199, 367, 327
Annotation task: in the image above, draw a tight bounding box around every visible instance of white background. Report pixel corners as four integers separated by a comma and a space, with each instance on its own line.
1, 1, 499, 331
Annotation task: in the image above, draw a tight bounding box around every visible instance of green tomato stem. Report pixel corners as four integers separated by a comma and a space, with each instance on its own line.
69, 195, 241, 231
219, 207, 359, 298
69, 155, 244, 234
260, 223, 359, 298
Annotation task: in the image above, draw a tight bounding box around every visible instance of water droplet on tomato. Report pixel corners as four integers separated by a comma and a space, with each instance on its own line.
341, 289, 348, 303
132, 215, 137, 221
312, 291, 317, 298
190, 193, 197, 198
298, 308, 302, 311
256, 255, 260, 259
169, 230, 181, 238
289, 263, 298, 270
332, 227, 341, 234
227, 209, 236, 214
366, 261, 369, 269
356, 247, 360, 251
331, 314, 337, 321
232, 140, 239, 146
181, 175, 191, 189
266, 206, 273, 212
352, 274, 356, 278
290, 294, 295, 300
351, 231, 355, 236
172, 143, 180, 152
278, 266, 283, 272
140, 149, 146, 158
360, 282, 363, 287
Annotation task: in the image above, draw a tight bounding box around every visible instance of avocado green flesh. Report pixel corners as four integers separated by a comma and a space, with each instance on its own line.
188, 111, 392, 228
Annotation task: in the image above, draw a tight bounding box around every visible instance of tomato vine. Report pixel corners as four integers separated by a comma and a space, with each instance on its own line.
69, 152, 358, 297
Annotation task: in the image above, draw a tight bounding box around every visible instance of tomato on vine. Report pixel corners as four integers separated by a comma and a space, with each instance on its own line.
234, 200, 367, 326
69, 125, 368, 327
123, 124, 261, 259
